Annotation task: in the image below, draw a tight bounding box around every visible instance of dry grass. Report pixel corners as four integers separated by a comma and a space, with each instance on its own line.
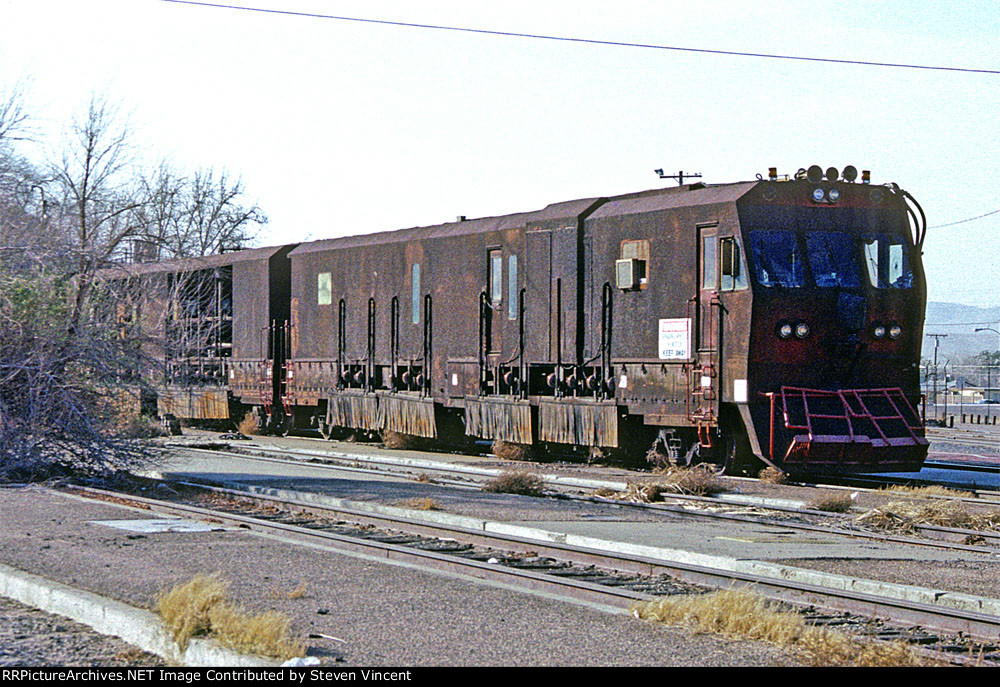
884, 484, 970, 499
757, 467, 787, 484
856, 500, 1000, 533
632, 589, 930, 667
482, 469, 546, 496
382, 431, 422, 450
397, 497, 440, 510
413, 473, 436, 484
237, 413, 260, 436
492, 440, 533, 462
156, 574, 305, 660
607, 466, 726, 502
270, 581, 308, 600
809, 493, 855, 513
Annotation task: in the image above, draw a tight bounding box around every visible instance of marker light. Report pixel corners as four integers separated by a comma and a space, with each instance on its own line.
828, 188, 841, 202
873, 325, 886, 339
889, 325, 902, 339
795, 322, 810, 338
768, 167, 778, 180
778, 323, 793, 339
812, 187, 826, 202
861, 170, 871, 184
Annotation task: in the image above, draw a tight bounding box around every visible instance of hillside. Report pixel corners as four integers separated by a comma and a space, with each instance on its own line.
922, 302, 1000, 361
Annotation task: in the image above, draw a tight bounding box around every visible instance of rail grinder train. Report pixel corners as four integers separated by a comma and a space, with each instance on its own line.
104, 165, 929, 476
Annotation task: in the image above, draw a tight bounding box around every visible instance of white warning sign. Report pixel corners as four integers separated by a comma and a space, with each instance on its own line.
658, 318, 691, 360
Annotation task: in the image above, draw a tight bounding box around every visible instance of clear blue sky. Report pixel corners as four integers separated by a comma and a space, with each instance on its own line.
1, 0, 997, 307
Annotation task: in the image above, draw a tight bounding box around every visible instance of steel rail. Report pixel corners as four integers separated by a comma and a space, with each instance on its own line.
66, 484, 1000, 643
171, 445, 1000, 555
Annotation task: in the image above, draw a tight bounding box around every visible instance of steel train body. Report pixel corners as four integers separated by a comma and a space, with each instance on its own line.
110, 170, 929, 475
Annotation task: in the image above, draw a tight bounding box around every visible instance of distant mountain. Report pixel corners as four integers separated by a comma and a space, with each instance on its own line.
922, 302, 1000, 361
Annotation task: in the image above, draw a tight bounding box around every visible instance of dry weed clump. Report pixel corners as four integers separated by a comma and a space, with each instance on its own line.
156, 574, 305, 659
482, 469, 546, 496
237, 413, 260, 436
856, 500, 1000, 533
492, 440, 533, 462
270, 582, 308, 600
808, 493, 855, 513
632, 589, 929, 667
382, 431, 422, 450
884, 485, 969, 499
757, 467, 787, 484
608, 466, 726, 502
397, 497, 440, 511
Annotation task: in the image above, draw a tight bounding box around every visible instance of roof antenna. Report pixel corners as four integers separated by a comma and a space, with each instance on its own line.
655, 169, 702, 186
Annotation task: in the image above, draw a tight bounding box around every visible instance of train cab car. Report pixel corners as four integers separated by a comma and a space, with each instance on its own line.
737, 166, 928, 474
279, 165, 928, 476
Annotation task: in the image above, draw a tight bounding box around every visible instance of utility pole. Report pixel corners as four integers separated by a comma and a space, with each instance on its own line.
928, 334, 948, 422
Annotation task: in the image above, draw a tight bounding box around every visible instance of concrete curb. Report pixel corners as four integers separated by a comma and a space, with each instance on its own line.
181, 477, 1000, 619
0, 563, 281, 667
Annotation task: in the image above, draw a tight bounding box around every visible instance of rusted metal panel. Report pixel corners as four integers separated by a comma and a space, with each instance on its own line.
156, 387, 229, 420
229, 358, 271, 405
379, 393, 437, 438
464, 397, 534, 444
326, 390, 380, 431
285, 358, 337, 406
538, 399, 619, 447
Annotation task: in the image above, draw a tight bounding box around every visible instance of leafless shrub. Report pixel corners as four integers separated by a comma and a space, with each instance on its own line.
492, 440, 533, 461
482, 469, 545, 496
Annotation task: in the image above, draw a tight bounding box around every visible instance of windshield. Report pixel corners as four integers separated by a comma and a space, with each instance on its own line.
749, 228, 910, 289
748, 230, 804, 287
863, 233, 913, 289
805, 232, 862, 288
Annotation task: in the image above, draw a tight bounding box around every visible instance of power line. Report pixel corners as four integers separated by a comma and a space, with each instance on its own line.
159, 1, 1000, 75
930, 208, 1000, 228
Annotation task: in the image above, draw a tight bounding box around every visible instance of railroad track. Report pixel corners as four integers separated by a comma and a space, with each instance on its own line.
64, 481, 1000, 665
170, 443, 1000, 555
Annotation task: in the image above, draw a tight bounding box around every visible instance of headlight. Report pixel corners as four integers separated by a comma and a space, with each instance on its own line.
889, 325, 902, 339
873, 325, 886, 339
812, 187, 825, 202
795, 322, 810, 338
778, 323, 793, 339
828, 188, 841, 202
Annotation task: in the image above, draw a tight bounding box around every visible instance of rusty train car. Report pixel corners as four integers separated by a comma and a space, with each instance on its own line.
99, 245, 295, 426
121, 165, 930, 475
